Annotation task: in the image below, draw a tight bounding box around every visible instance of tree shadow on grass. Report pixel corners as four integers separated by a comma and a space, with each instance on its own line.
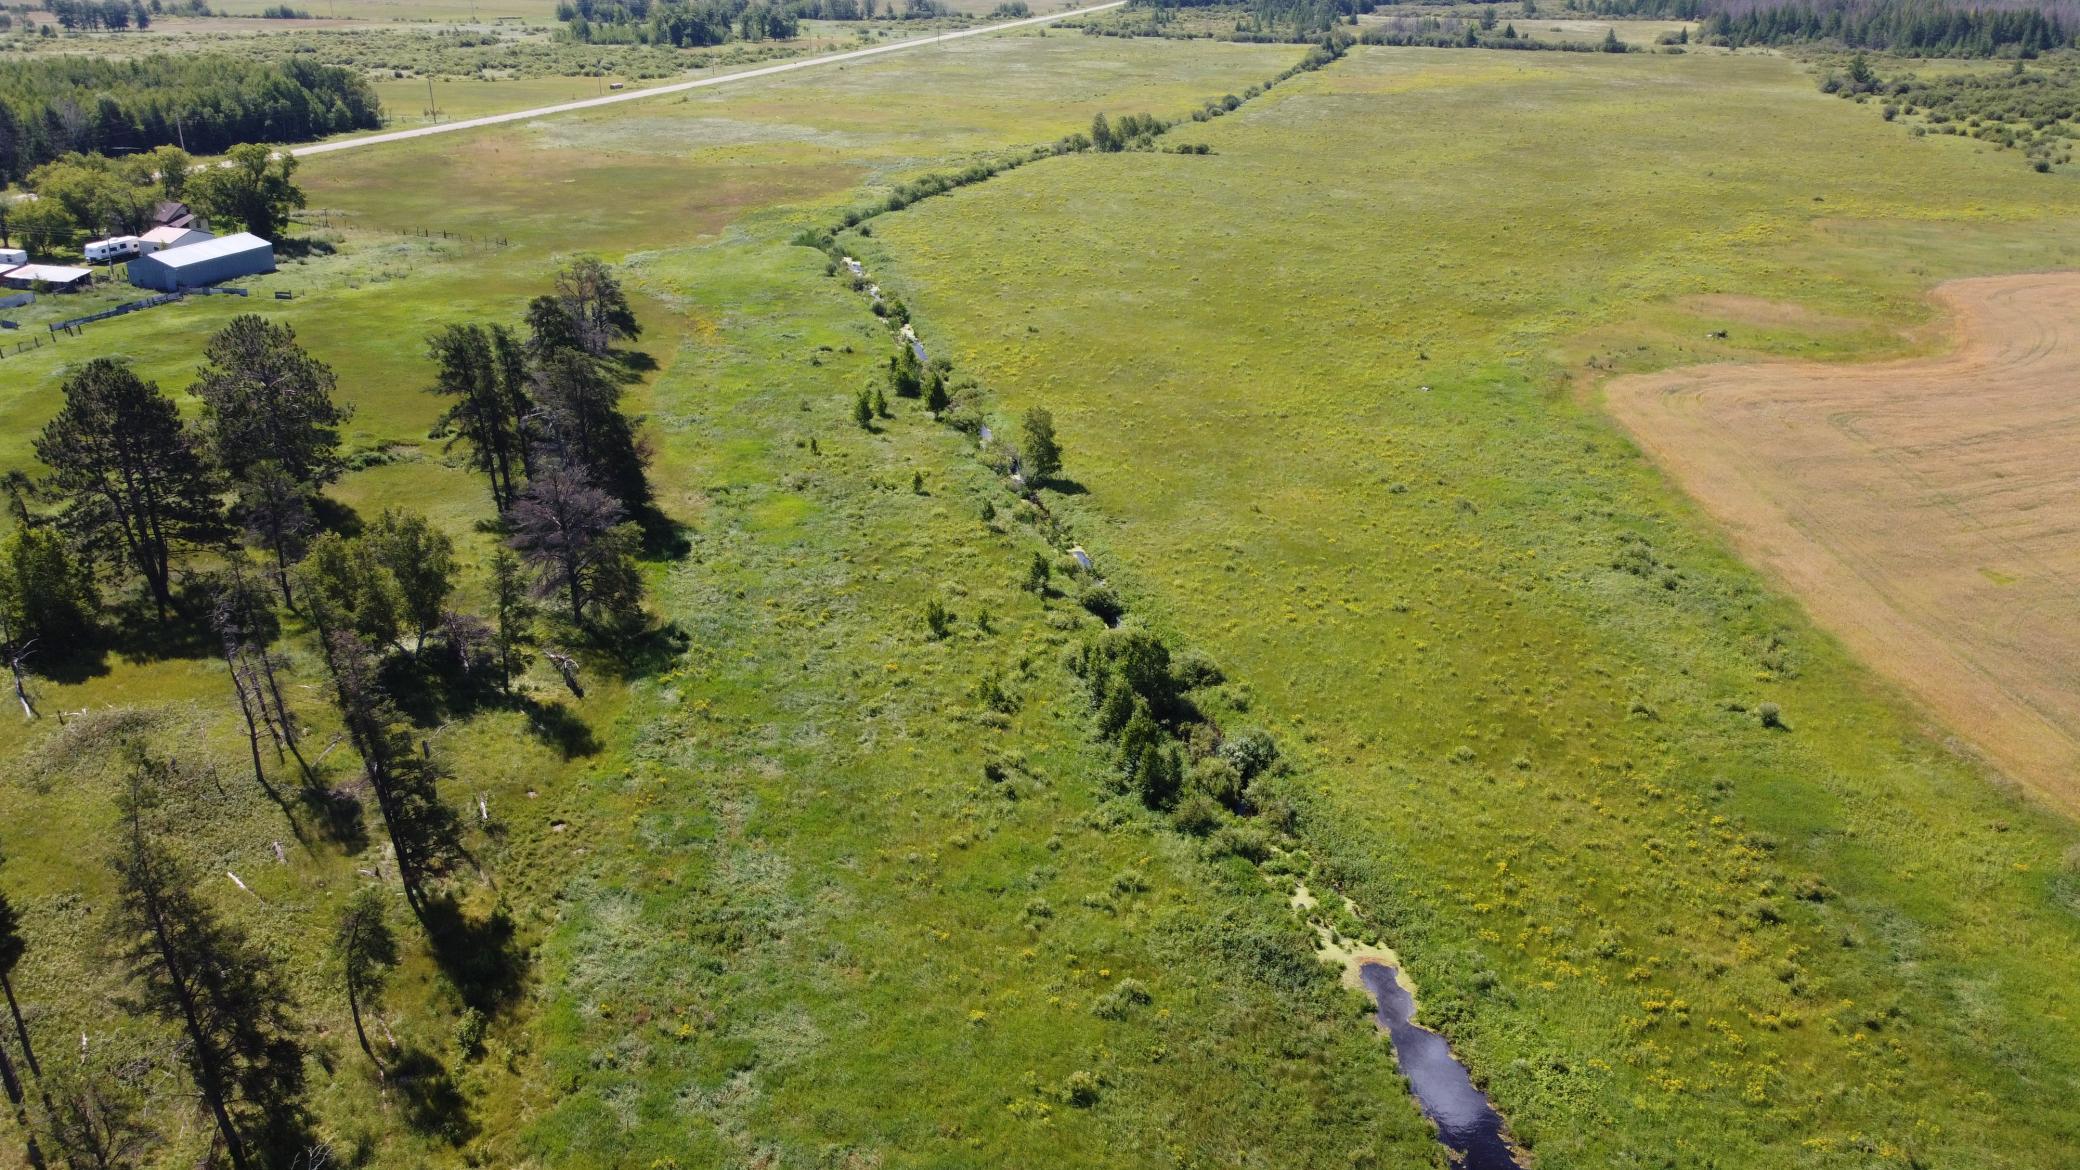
518, 695, 601, 759
419, 894, 524, 1015
275, 237, 338, 261
300, 781, 371, 854
1038, 476, 1090, 497
386, 1046, 477, 1146
601, 618, 691, 684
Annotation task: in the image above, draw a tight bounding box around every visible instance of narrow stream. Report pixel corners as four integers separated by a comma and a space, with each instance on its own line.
1358, 962, 1523, 1170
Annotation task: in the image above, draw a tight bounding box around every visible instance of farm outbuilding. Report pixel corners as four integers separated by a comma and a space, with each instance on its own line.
0, 248, 25, 267
0, 264, 93, 291
139, 225, 212, 253
126, 233, 275, 292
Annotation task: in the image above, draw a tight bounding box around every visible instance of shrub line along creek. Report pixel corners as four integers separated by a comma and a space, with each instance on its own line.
848, 248, 1519, 1167
1291, 881, 1524, 1170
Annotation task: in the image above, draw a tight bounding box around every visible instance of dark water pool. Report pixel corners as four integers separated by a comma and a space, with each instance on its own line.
1358, 962, 1522, 1170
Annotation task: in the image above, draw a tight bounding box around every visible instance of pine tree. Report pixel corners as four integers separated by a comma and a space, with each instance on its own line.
320, 633, 461, 918
35, 359, 224, 622
108, 751, 309, 1169
191, 315, 349, 489
426, 324, 529, 513
507, 460, 628, 624
332, 888, 395, 1072
487, 548, 536, 695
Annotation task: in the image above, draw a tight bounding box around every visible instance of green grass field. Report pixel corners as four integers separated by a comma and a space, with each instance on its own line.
863, 43, 2080, 1168
0, 33, 1451, 1170
4, 21, 2080, 1170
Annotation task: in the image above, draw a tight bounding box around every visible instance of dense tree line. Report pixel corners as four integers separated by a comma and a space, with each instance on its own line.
1702, 0, 2074, 53
424, 256, 652, 628
1361, 12, 1634, 47
1127, 0, 1373, 39
0, 54, 380, 186
555, 0, 956, 43
557, 0, 799, 44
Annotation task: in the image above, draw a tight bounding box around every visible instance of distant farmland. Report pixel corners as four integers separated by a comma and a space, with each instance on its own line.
1607, 272, 2080, 814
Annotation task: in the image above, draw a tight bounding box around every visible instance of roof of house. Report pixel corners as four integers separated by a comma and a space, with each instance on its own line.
5, 264, 92, 283
140, 225, 205, 245
151, 200, 197, 229
137, 233, 273, 270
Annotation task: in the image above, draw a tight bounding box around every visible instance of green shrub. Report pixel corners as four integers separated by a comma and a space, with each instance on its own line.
1220, 728, 1279, 780
1079, 582, 1124, 623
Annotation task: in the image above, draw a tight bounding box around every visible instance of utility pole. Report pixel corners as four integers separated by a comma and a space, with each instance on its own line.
427, 76, 437, 121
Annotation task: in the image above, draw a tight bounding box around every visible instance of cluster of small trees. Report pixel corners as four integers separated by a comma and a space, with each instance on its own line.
1825, 55, 2080, 169
558, 0, 800, 44
1360, 15, 1631, 49
424, 257, 651, 630
8, 142, 305, 253
43, 0, 150, 29
555, 0, 957, 43
1071, 612, 1285, 856
1089, 111, 1169, 151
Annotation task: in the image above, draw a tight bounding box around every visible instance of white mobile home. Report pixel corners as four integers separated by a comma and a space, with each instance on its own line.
84, 236, 143, 263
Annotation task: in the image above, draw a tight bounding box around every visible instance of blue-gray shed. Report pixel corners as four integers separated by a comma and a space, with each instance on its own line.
127, 233, 276, 292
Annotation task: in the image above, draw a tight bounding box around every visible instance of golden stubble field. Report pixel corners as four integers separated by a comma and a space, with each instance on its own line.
1607, 272, 2080, 814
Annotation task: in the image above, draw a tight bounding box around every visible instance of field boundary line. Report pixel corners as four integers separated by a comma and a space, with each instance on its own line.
290, 1, 1128, 160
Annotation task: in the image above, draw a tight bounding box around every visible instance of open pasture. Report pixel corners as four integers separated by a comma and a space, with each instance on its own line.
1607, 272, 2080, 814
867, 42, 2080, 1168
0, 31, 1433, 1170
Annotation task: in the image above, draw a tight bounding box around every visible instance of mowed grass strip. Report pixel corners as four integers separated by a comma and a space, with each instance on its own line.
866, 44, 2080, 1169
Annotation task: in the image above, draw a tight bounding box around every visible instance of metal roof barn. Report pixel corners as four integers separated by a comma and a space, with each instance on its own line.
127, 233, 275, 292
0, 264, 93, 290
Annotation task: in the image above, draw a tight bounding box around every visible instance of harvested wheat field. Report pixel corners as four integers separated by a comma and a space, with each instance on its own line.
1607, 272, 2080, 813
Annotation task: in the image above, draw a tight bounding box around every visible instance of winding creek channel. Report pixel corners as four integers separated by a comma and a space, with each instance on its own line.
1358, 962, 1523, 1170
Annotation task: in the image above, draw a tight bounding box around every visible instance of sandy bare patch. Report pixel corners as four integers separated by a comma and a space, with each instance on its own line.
1606, 272, 2080, 815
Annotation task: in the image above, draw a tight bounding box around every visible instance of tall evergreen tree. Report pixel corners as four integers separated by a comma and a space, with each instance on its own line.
0, 865, 30, 1107
426, 324, 529, 513
507, 464, 641, 626
546, 257, 640, 357
331, 888, 395, 1073
34, 359, 223, 622
191, 315, 348, 490
529, 347, 649, 510
108, 751, 308, 1170
320, 633, 460, 918
235, 462, 314, 610
487, 548, 535, 696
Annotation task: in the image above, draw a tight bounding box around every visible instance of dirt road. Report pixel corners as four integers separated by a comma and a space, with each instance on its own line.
291, 1, 1127, 160
1606, 273, 2080, 814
